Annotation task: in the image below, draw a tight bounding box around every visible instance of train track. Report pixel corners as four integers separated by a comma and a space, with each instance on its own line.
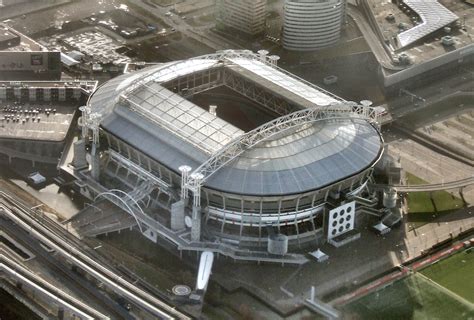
1, 219, 132, 320
0, 191, 191, 320
2, 253, 111, 320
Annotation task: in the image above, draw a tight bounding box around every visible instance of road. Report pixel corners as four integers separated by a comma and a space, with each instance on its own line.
388, 71, 474, 122
129, 0, 243, 51
346, 4, 400, 71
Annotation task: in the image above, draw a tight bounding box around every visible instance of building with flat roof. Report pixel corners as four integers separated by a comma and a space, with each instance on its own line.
1, 0, 27, 6
283, 0, 346, 51
0, 51, 62, 81
0, 24, 61, 80
0, 27, 20, 50
0, 81, 96, 168
217, 0, 267, 36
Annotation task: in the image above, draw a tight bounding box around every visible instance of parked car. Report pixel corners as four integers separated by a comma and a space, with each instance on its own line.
27, 172, 47, 189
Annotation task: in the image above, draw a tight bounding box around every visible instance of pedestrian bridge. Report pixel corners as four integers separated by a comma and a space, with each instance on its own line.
371, 176, 474, 192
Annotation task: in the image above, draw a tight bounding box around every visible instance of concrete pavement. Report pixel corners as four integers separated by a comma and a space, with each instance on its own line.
403, 207, 474, 259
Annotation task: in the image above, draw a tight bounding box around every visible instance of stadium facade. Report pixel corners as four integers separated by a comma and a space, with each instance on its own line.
73, 50, 384, 264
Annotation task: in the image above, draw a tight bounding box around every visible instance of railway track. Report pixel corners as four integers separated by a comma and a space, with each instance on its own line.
0, 191, 191, 320
1, 219, 132, 320
2, 253, 111, 320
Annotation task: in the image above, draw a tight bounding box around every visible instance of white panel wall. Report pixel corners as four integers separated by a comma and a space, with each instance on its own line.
327, 200, 355, 240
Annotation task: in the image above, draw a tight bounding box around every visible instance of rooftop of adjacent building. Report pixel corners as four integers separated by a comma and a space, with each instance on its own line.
0, 101, 76, 141
368, 0, 474, 72
0, 27, 18, 43
0, 24, 44, 52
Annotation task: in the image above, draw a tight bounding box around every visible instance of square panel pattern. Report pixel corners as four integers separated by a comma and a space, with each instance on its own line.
327, 201, 355, 240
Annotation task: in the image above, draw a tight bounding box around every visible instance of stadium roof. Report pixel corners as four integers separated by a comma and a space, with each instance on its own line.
205, 118, 382, 196
397, 0, 458, 48
128, 82, 243, 154
228, 58, 339, 107
89, 51, 383, 196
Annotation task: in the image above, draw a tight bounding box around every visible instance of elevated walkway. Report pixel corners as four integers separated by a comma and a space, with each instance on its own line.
67, 200, 136, 237
350, 195, 378, 208
77, 169, 309, 264
371, 176, 474, 192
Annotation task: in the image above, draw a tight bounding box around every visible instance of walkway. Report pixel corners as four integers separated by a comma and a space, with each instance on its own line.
372, 176, 474, 192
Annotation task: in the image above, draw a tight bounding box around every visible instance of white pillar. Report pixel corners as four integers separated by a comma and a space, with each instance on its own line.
269, 55, 280, 66
190, 173, 204, 242
258, 49, 269, 62
179, 165, 192, 200
209, 105, 217, 116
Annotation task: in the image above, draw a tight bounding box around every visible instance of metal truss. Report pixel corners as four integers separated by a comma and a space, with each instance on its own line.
194, 50, 343, 102
119, 49, 343, 105
107, 150, 172, 196
163, 67, 222, 98
94, 189, 146, 233
159, 67, 298, 117
79, 106, 101, 145
222, 68, 298, 116
185, 104, 380, 197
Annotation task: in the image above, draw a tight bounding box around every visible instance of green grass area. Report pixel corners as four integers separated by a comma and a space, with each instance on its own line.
405, 173, 427, 185
405, 172, 465, 229
432, 190, 464, 212
406, 192, 435, 213
421, 250, 474, 303
342, 273, 474, 319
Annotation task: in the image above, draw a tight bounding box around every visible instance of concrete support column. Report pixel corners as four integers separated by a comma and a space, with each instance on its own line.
191, 206, 201, 242
90, 143, 100, 180
72, 139, 88, 169
189, 172, 203, 242
171, 200, 185, 231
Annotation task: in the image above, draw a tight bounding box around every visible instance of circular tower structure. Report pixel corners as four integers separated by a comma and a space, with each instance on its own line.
283, 0, 345, 51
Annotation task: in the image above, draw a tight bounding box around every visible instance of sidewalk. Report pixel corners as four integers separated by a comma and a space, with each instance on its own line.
403, 207, 474, 260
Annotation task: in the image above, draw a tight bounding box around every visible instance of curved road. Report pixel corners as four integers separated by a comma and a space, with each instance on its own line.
346, 4, 402, 71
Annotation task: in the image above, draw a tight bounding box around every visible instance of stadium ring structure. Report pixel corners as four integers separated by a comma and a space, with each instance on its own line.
77, 50, 384, 264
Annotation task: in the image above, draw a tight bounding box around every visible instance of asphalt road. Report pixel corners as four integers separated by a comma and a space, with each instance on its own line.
346, 4, 401, 71
129, 0, 242, 50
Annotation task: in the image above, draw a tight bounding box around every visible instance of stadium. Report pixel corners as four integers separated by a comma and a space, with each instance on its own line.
73, 50, 384, 263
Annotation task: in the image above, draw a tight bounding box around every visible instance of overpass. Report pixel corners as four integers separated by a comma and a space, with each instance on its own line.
371, 176, 474, 192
